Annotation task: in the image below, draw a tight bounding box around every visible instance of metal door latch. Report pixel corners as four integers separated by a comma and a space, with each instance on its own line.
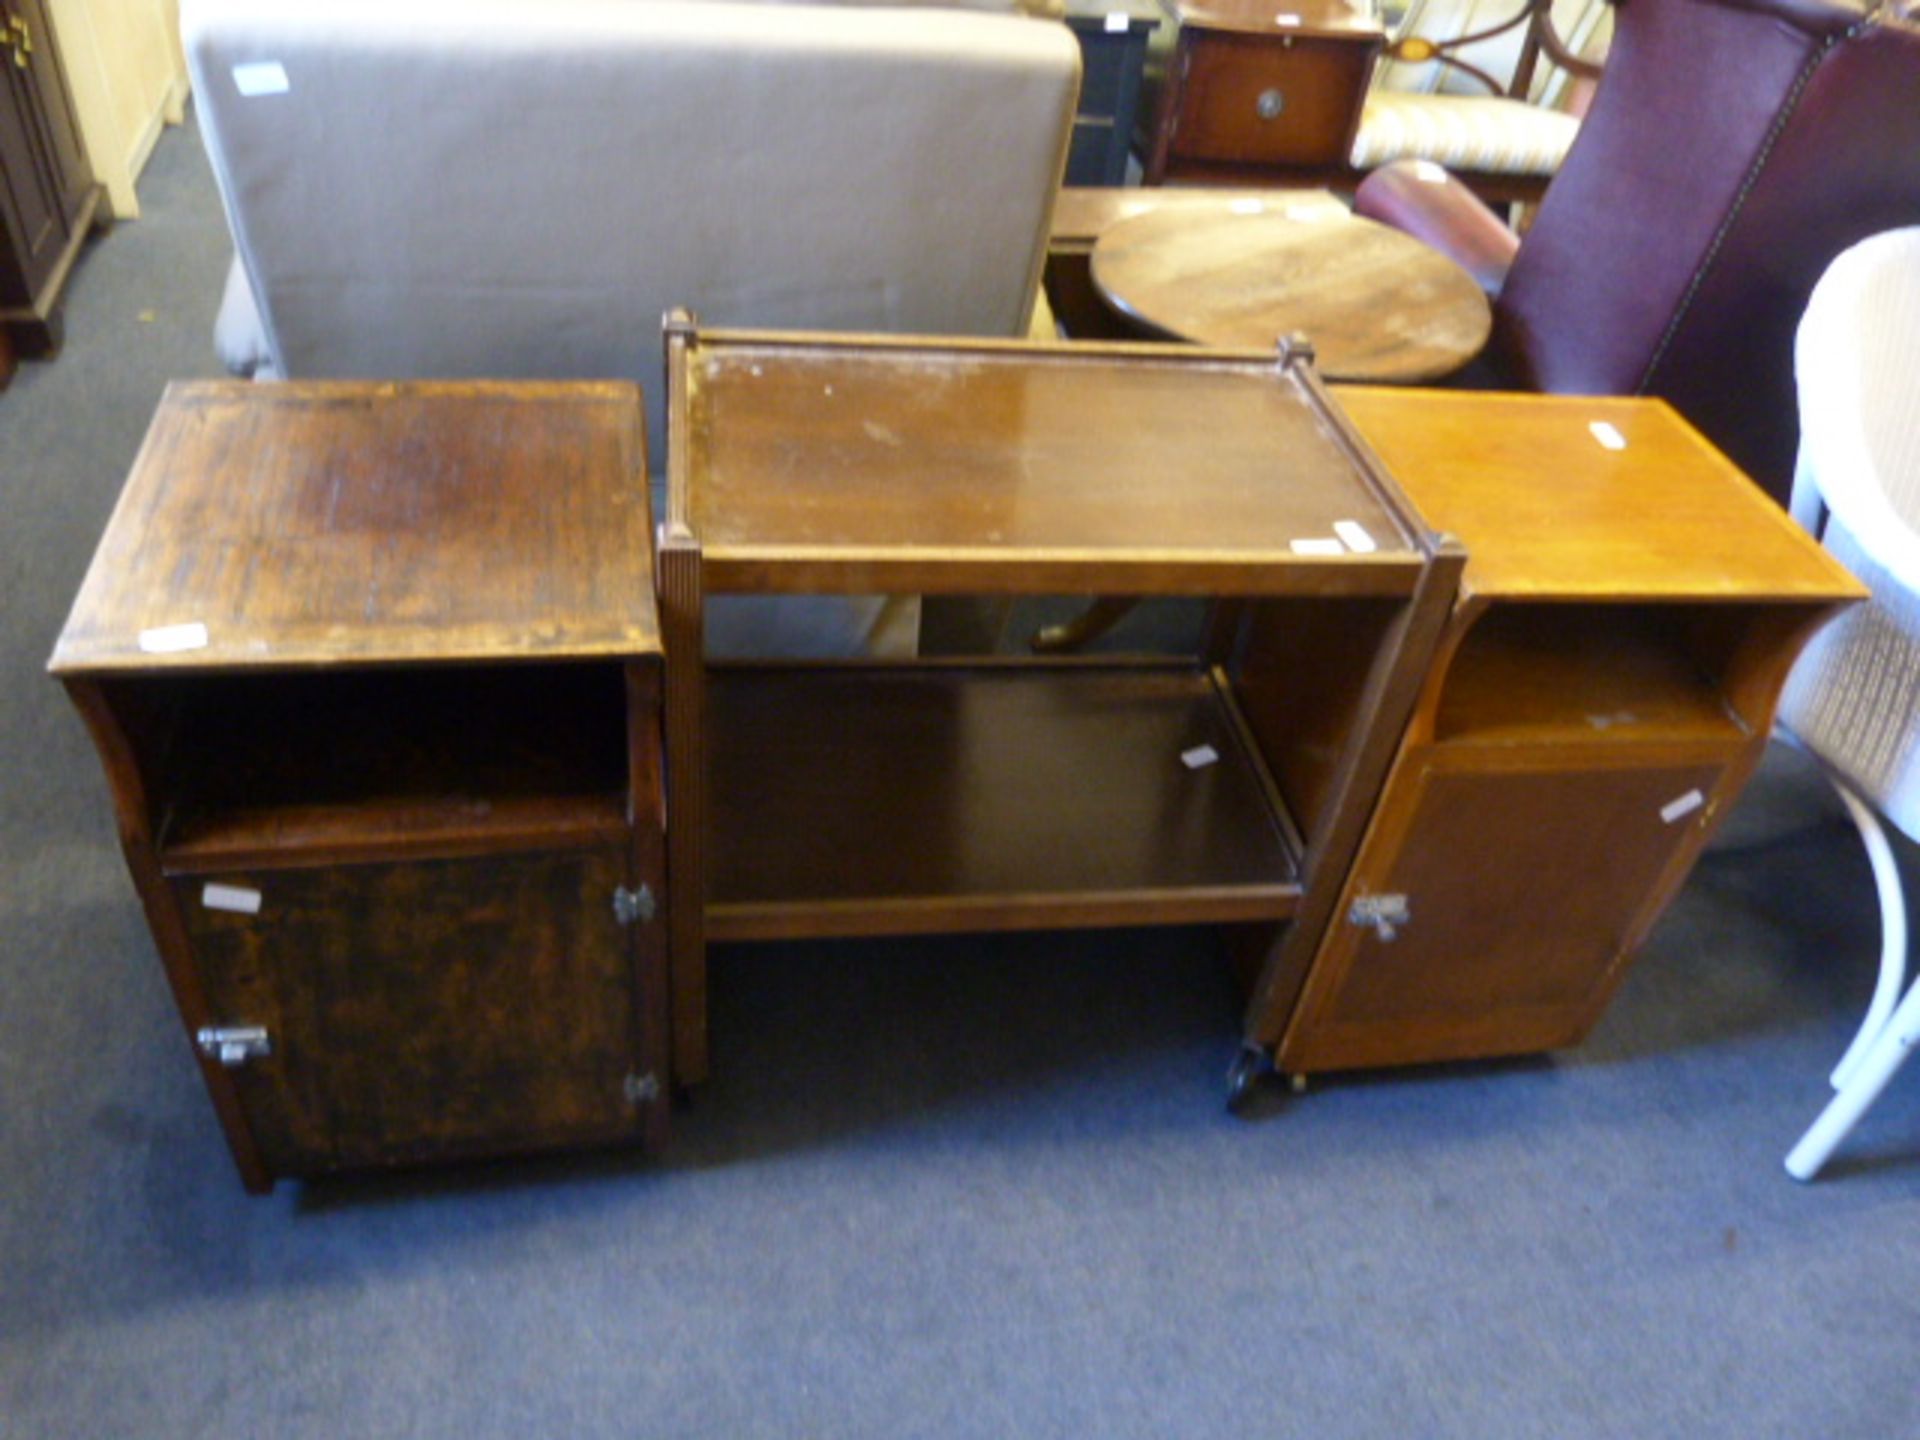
1348, 894, 1410, 942
196, 1025, 271, 1067
613, 885, 656, 925
624, 1072, 661, 1105
1256, 88, 1286, 121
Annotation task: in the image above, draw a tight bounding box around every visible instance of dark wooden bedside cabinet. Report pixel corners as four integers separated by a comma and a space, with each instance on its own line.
50, 381, 670, 1192
1142, 0, 1383, 185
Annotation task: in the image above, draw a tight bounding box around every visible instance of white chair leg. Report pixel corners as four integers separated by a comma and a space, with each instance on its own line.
1785, 450, 1826, 536
1786, 972, 1920, 1181
1826, 783, 1909, 1090
1784, 779, 1914, 1180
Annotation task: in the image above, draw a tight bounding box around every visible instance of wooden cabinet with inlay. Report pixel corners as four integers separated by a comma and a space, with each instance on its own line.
50, 381, 670, 1192
1142, 0, 1382, 184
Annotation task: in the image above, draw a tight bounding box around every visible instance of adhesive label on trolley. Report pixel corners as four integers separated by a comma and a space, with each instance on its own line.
202, 883, 263, 915
1182, 745, 1221, 770
1660, 789, 1706, 825
1105, 10, 1130, 30
1333, 520, 1378, 554
1290, 537, 1345, 556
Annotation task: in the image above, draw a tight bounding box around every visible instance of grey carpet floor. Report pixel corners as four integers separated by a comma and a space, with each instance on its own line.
2, 116, 1917, 1440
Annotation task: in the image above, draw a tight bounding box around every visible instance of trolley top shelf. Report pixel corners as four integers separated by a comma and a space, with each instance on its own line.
667, 326, 1438, 597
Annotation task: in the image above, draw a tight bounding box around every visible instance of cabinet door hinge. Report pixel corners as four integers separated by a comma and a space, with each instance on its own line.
197, 1025, 271, 1067
613, 885, 656, 925
1348, 894, 1410, 942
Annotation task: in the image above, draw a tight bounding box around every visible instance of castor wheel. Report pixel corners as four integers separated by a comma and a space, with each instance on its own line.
1288, 1072, 1309, 1095
1225, 1044, 1270, 1115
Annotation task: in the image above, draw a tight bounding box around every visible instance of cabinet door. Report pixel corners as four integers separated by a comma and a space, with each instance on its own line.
1279, 754, 1727, 1074
1167, 33, 1376, 169
0, 45, 64, 306
176, 844, 662, 1178
14, 0, 89, 218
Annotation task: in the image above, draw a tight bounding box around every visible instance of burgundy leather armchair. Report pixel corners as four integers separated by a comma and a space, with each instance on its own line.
1355, 0, 1920, 505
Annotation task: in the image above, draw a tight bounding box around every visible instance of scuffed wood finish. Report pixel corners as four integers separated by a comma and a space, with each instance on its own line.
1259, 388, 1866, 1074
175, 847, 647, 1175
680, 332, 1425, 596
50, 380, 659, 674
51, 382, 670, 1188
1091, 207, 1492, 382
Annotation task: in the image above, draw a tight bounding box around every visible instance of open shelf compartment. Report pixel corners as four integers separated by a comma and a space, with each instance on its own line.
1433, 604, 1753, 748
145, 662, 632, 872
705, 662, 1303, 939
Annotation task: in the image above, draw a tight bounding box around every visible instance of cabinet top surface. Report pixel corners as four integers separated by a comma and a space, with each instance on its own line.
51, 380, 662, 674
1052, 186, 1334, 247
1334, 387, 1866, 605
1171, 0, 1383, 38
671, 332, 1428, 595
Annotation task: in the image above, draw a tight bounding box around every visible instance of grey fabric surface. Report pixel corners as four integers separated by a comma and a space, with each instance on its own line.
186, 0, 1079, 472
2, 116, 1918, 1440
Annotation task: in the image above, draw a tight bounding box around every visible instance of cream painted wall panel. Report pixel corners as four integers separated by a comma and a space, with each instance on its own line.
48, 0, 190, 218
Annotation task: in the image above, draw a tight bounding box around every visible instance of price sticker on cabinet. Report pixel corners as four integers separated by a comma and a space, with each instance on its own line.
202, 883, 263, 915
1660, 789, 1706, 825
138, 621, 208, 654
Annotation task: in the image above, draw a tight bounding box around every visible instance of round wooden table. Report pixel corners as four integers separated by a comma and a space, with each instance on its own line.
1089, 199, 1493, 382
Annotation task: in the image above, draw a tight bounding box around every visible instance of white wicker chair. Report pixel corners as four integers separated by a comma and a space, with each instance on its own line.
1778, 227, 1920, 1181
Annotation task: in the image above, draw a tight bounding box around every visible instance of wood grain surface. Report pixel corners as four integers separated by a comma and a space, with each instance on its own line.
1332, 387, 1867, 604
1092, 208, 1492, 381
680, 333, 1426, 596
51, 380, 660, 673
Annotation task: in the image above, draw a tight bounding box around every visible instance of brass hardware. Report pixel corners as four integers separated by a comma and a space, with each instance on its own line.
1256, 87, 1286, 121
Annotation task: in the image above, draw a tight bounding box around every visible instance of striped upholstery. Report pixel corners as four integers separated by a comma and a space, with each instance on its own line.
1350, 91, 1579, 174
1358, 0, 1608, 178
1778, 228, 1920, 836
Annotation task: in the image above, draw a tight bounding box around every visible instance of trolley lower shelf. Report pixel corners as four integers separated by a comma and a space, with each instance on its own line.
705, 662, 1303, 941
